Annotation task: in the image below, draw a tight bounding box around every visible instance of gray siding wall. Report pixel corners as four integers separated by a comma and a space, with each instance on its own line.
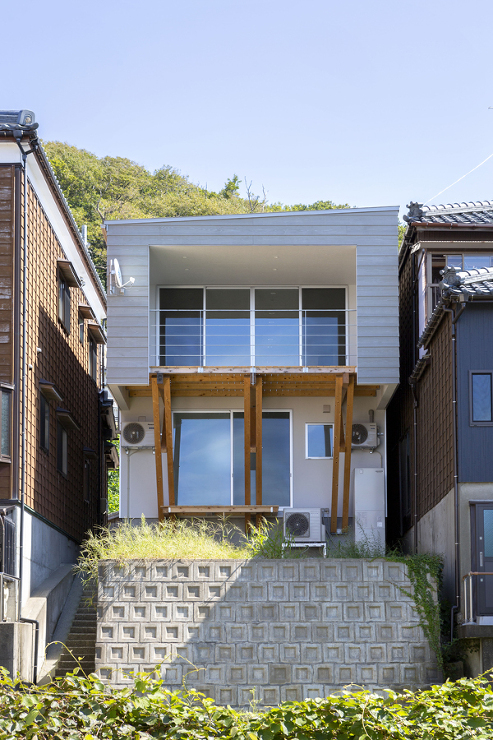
457, 304, 493, 482
106, 208, 399, 386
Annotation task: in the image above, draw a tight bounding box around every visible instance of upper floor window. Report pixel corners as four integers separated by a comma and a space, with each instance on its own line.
89, 337, 98, 381
40, 393, 49, 452
428, 253, 493, 316
57, 422, 68, 476
471, 372, 493, 425
58, 278, 71, 333
159, 287, 346, 367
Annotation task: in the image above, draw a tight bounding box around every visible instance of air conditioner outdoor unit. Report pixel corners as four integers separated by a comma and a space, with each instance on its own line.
351, 422, 379, 449
283, 508, 326, 543
121, 421, 155, 447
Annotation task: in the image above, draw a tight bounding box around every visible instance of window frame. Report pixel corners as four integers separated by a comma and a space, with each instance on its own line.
83, 456, 91, 503
58, 274, 71, 334
57, 422, 68, 477
157, 285, 348, 367
0, 384, 13, 462
470, 370, 493, 426
305, 422, 334, 459
39, 392, 50, 452
172, 407, 293, 508
88, 337, 98, 382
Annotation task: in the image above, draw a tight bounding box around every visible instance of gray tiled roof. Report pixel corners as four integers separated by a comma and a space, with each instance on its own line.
440, 266, 493, 298
404, 201, 493, 225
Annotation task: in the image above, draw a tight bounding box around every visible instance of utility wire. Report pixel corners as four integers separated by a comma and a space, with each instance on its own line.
425, 150, 493, 205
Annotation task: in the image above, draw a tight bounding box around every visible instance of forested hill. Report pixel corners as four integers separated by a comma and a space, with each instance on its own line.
43, 141, 350, 284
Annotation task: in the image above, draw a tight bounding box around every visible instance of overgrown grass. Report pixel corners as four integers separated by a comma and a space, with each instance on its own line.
75, 517, 304, 585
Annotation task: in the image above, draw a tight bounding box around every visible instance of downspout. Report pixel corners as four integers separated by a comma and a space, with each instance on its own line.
442, 302, 466, 641
13, 132, 37, 620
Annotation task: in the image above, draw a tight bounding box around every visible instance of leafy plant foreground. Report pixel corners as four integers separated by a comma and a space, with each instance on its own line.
1, 668, 493, 740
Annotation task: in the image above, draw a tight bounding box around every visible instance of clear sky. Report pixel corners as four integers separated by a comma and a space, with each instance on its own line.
3, 0, 493, 216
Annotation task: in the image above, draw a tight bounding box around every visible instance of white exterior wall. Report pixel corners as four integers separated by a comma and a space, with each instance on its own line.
106, 207, 399, 387
119, 392, 387, 520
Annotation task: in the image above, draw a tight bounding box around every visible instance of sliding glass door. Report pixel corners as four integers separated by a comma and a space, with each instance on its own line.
173, 410, 291, 507
159, 287, 346, 366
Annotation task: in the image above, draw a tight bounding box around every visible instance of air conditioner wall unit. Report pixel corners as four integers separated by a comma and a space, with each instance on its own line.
351, 422, 379, 449
283, 508, 326, 543
121, 421, 155, 447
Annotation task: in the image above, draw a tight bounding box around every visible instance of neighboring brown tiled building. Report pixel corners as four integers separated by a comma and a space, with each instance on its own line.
0, 110, 117, 679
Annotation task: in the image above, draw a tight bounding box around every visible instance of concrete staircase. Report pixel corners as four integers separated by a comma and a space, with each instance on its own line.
55, 584, 97, 677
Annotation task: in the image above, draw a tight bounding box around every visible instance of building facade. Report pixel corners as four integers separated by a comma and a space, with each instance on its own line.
0, 110, 116, 678
105, 207, 398, 544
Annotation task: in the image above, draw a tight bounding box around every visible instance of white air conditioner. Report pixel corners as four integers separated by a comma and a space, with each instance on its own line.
283, 508, 326, 543
351, 422, 379, 449
121, 421, 155, 447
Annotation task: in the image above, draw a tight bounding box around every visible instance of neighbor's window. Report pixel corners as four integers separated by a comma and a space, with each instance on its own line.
58, 277, 71, 333
83, 457, 91, 503
79, 314, 84, 345
306, 423, 333, 459
88, 337, 98, 381
40, 393, 49, 452
0, 387, 12, 460
57, 422, 68, 476
471, 372, 493, 424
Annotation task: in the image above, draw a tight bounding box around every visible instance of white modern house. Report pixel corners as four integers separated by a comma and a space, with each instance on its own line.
105, 207, 398, 545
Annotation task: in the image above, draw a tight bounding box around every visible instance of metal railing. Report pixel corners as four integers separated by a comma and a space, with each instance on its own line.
151, 308, 357, 367
0, 509, 18, 622
463, 571, 493, 624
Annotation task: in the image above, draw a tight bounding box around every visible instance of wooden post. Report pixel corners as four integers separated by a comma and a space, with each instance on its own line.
151, 376, 165, 521
342, 374, 355, 531
255, 376, 263, 526
163, 376, 175, 507
330, 375, 343, 533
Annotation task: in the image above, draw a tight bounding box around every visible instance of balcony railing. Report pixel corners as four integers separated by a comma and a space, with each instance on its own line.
463, 571, 493, 624
151, 308, 356, 367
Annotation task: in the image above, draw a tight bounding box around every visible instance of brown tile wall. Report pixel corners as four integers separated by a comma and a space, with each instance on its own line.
19, 175, 102, 541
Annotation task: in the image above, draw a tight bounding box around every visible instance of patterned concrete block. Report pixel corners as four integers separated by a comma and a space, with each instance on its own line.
96, 557, 439, 700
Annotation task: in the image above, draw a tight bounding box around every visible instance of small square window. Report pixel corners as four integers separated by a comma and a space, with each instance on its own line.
471, 372, 493, 424
57, 422, 68, 476
306, 423, 333, 458
40, 393, 49, 452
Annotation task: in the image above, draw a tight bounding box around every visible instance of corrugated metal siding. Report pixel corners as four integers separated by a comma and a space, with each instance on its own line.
457, 304, 493, 482
22, 179, 101, 541
106, 209, 399, 386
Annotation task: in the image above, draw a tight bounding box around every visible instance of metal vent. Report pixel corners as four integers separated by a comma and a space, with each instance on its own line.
352, 423, 368, 445
285, 512, 310, 537
123, 422, 145, 445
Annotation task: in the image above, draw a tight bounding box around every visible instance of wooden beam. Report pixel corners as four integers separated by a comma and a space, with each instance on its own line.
151, 376, 165, 521
243, 375, 251, 508
160, 505, 279, 515
163, 377, 175, 507
342, 374, 355, 531
330, 375, 344, 534
256, 376, 263, 510
128, 384, 378, 398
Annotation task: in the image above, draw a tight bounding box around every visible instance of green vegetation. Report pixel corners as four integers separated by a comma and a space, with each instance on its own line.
107, 470, 119, 514
43, 141, 350, 283
2, 667, 493, 739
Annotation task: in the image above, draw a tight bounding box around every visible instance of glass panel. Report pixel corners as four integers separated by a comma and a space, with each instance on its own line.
262, 412, 290, 506
1, 391, 11, 457
484, 510, 493, 558
206, 289, 250, 366
40, 394, 49, 452
255, 289, 299, 365
472, 373, 492, 422
302, 288, 345, 366
445, 255, 463, 269
232, 412, 251, 505
464, 254, 493, 270
173, 413, 231, 505
307, 424, 333, 458
160, 288, 203, 366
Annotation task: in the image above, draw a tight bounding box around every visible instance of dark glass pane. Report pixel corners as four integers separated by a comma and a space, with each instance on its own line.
484, 510, 493, 558
472, 374, 492, 422
302, 289, 345, 365
233, 412, 253, 505
302, 288, 345, 310
206, 290, 250, 365
160, 288, 203, 366
173, 413, 231, 505
1, 391, 11, 457
262, 412, 290, 506
307, 424, 333, 458
40, 394, 49, 452
255, 290, 299, 365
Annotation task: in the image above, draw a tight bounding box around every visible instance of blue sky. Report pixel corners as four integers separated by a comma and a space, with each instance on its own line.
3, 0, 493, 215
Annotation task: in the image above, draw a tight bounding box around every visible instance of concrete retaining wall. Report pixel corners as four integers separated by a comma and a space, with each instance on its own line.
96, 558, 440, 705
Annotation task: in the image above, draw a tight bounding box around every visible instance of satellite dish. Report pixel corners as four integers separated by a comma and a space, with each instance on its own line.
113, 258, 124, 288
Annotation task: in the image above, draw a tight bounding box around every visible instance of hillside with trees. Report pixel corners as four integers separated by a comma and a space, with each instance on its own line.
43, 142, 350, 282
